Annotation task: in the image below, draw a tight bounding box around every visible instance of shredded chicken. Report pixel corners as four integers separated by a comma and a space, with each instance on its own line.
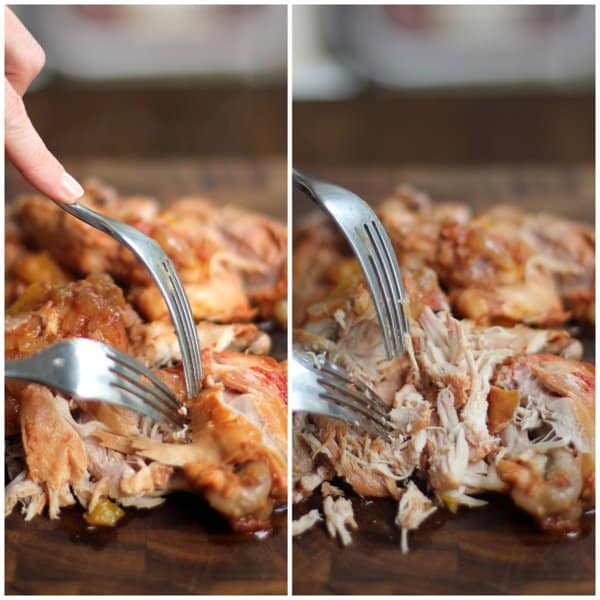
131, 320, 271, 366
5, 182, 287, 531
323, 496, 357, 546
293, 184, 594, 548
321, 482, 344, 497
396, 482, 437, 554
292, 509, 322, 536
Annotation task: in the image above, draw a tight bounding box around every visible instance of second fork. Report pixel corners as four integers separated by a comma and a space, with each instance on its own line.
293, 169, 409, 360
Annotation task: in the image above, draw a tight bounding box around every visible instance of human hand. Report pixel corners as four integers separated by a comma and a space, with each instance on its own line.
5, 7, 83, 203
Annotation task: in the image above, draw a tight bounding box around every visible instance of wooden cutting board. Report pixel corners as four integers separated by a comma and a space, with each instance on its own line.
292, 164, 595, 595
5, 158, 287, 595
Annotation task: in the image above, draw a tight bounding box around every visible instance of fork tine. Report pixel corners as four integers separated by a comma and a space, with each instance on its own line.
304, 394, 363, 429
109, 376, 186, 427
317, 378, 392, 431
366, 221, 401, 341
108, 367, 180, 417
318, 390, 392, 440
293, 350, 393, 438
356, 253, 394, 359
106, 350, 181, 411
372, 220, 409, 347
317, 361, 390, 417
162, 260, 202, 398
105, 389, 169, 425
363, 221, 404, 357
167, 261, 202, 388
297, 350, 391, 417
316, 373, 389, 422
114, 374, 185, 426
153, 268, 195, 393
107, 364, 181, 419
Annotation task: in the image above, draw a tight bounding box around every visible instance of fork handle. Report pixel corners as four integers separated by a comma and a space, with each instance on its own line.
6, 358, 28, 380
52, 200, 132, 246
292, 168, 312, 195
292, 168, 371, 217
5, 357, 46, 385
292, 169, 326, 210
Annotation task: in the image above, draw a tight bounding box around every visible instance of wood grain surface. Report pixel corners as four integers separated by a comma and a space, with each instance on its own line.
25, 83, 287, 160
292, 164, 595, 596
5, 159, 287, 595
293, 90, 594, 166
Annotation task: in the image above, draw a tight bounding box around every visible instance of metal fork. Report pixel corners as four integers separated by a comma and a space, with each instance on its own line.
291, 349, 393, 439
5, 338, 186, 428
55, 200, 202, 398
293, 169, 408, 360
293, 169, 409, 360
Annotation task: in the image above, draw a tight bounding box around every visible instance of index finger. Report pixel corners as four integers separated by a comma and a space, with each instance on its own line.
5, 79, 83, 204
5, 7, 46, 96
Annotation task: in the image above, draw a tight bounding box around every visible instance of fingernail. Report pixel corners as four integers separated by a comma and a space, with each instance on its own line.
60, 172, 84, 203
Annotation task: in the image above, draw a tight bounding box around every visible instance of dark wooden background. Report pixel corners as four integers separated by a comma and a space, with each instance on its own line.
23, 81, 287, 160
19, 82, 594, 167
5, 158, 287, 595
293, 88, 594, 166
292, 165, 594, 595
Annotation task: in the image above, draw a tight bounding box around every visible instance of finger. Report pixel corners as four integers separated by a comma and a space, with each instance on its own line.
5, 80, 83, 204
5, 7, 46, 96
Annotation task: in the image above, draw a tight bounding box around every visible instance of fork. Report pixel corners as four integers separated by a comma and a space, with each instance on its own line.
291, 349, 393, 440
293, 169, 409, 360
55, 200, 202, 399
5, 338, 186, 429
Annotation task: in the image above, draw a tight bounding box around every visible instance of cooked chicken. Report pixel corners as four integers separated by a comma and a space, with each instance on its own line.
5, 185, 288, 531
293, 194, 594, 544
8, 180, 287, 325
164, 199, 287, 323
131, 319, 272, 366
6, 295, 287, 530
321, 481, 344, 497
479, 206, 595, 324
396, 481, 437, 554
294, 185, 594, 328
292, 213, 349, 327
6, 274, 140, 359
323, 496, 357, 546
5, 216, 72, 307
492, 354, 594, 532
378, 184, 471, 270
18, 384, 88, 519
292, 509, 322, 536
121, 353, 287, 531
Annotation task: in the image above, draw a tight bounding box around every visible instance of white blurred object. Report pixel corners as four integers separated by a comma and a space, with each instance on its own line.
293, 5, 594, 98
293, 6, 362, 100
326, 5, 594, 89
16, 5, 286, 82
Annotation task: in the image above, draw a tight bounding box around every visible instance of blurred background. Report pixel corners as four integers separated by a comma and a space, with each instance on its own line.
293, 5, 594, 166
11, 5, 286, 161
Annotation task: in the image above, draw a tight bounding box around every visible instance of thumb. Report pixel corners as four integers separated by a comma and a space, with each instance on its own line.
5, 79, 83, 204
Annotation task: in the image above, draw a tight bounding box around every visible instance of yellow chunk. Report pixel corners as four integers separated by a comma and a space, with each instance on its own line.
84, 498, 125, 527
6, 281, 52, 316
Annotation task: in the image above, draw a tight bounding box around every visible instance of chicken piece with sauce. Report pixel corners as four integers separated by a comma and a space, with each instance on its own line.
294, 185, 594, 329
492, 354, 594, 533
5, 262, 287, 530
8, 179, 287, 326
